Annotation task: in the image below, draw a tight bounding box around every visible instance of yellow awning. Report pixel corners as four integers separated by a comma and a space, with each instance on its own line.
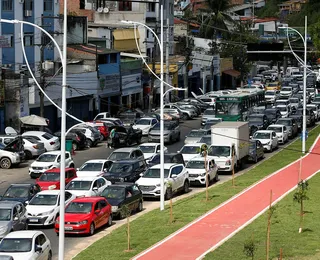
146, 64, 178, 74
113, 29, 140, 51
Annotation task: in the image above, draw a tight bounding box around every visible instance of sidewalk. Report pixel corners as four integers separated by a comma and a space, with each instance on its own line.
133, 136, 320, 260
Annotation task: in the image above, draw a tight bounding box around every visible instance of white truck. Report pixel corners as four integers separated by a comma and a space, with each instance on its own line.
209, 122, 249, 173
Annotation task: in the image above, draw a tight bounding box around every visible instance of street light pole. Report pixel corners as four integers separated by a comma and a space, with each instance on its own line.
302, 16, 307, 154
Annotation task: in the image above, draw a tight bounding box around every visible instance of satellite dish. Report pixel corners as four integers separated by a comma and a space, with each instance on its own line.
5, 127, 18, 136
103, 7, 109, 13
97, 7, 103, 12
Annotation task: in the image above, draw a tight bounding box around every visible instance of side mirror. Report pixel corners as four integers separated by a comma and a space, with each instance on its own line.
92, 187, 98, 191
171, 174, 178, 179
95, 209, 101, 214
76, 168, 79, 171
25, 201, 29, 205
35, 246, 42, 253
103, 168, 108, 172
139, 173, 144, 177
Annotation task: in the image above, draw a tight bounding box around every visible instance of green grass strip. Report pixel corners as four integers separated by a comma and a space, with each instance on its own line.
75, 126, 320, 260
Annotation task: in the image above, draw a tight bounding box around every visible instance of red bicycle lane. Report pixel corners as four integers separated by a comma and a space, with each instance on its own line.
133, 136, 320, 260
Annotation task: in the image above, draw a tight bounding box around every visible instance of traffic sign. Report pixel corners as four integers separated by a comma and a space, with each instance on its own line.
300, 131, 308, 141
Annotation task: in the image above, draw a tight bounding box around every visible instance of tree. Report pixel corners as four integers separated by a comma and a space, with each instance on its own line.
201, 144, 210, 201
243, 236, 256, 260
120, 205, 132, 251
293, 180, 309, 233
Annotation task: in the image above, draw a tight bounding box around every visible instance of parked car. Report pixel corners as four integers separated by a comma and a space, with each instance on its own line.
276, 105, 291, 118
155, 108, 181, 122
184, 129, 211, 144
248, 140, 264, 163
163, 104, 196, 120
289, 108, 303, 132
54, 130, 87, 151
99, 117, 123, 126
148, 121, 180, 144
103, 159, 147, 183
0, 143, 22, 169
146, 153, 185, 167
0, 136, 25, 164
1, 184, 41, 205
186, 156, 218, 186
138, 143, 168, 161
178, 143, 206, 163
132, 117, 158, 135
267, 124, 289, 144
0, 201, 27, 238
275, 118, 299, 138
107, 147, 144, 162
264, 90, 280, 104
36, 168, 77, 190
26, 190, 76, 226
66, 176, 111, 197
248, 114, 269, 130
182, 98, 210, 112
22, 131, 60, 152
107, 125, 142, 147
0, 231, 52, 260
73, 125, 101, 148
252, 130, 279, 152
306, 104, 320, 121
28, 151, 75, 179
76, 159, 112, 178
136, 163, 190, 200
22, 137, 46, 160
94, 112, 111, 120
86, 121, 110, 140
55, 197, 112, 235
201, 108, 216, 125
265, 108, 282, 124
306, 108, 317, 126
101, 183, 143, 219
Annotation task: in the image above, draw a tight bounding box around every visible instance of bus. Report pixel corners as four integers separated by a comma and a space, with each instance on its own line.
214, 89, 265, 121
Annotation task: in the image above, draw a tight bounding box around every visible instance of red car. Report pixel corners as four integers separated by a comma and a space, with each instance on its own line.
87, 121, 109, 139
36, 168, 77, 190
55, 197, 112, 235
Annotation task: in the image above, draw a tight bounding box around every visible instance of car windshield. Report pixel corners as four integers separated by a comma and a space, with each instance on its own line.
152, 123, 172, 131
204, 109, 215, 115
253, 132, 271, 139
108, 152, 130, 161
267, 83, 278, 87
39, 172, 60, 181
135, 119, 150, 125
249, 116, 263, 122
79, 163, 103, 172
281, 87, 292, 92
186, 160, 205, 169
277, 120, 290, 126
180, 146, 200, 154
268, 126, 282, 133
0, 209, 11, 221
109, 163, 133, 173
0, 238, 32, 253
67, 181, 92, 191
216, 102, 240, 115
29, 194, 58, 206
289, 98, 299, 103
208, 146, 230, 156
36, 154, 57, 162
265, 109, 277, 115
101, 186, 125, 199
65, 202, 92, 214
139, 145, 156, 153
265, 91, 275, 96
277, 106, 287, 112
188, 131, 206, 137
143, 168, 170, 178
276, 101, 287, 106
3, 186, 29, 198
199, 136, 211, 145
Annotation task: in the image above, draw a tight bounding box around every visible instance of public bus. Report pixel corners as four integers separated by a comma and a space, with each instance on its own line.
214, 89, 265, 121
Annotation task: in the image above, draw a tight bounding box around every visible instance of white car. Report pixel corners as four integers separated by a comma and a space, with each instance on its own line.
279, 86, 293, 99
267, 124, 289, 144
276, 105, 291, 118
133, 117, 158, 135
307, 104, 320, 121
178, 143, 206, 163
136, 163, 189, 199
76, 159, 112, 177
0, 231, 52, 260
264, 90, 279, 103
28, 151, 75, 179
26, 190, 76, 226
0, 144, 20, 169
22, 137, 46, 159
186, 156, 218, 186
22, 131, 60, 152
66, 176, 111, 197
138, 143, 168, 161
252, 130, 278, 152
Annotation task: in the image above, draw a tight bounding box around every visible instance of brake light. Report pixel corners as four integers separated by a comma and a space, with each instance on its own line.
33, 145, 38, 149
50, 142, 55, 145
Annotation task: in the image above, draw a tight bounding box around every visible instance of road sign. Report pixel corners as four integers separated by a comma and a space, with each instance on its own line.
300, 131, 308, 141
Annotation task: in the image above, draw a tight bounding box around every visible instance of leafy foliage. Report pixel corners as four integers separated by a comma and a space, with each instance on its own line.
293, 180, 309, 204
256, 0, 282, 18
243, 237, 256, 260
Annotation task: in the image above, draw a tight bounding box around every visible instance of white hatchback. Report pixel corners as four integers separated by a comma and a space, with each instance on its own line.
0, 230, 52, 260
267, 124, 289, 144
138, 143, 168, 162
252, 130, 278, 152
178, 143, 206, 163
133, 117, 158, 135
22, 131, 60, 152
76, 159, 112, 177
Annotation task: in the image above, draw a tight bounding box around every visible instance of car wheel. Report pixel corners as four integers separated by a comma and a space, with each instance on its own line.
0, 157, 12, 169
127, 139, 132, 146
72, 142, 78, 151
169, 136, 173, 144
48, 251, 52, 260
89, 223, 95, 235
25, 150, 33, 160
86, 139, 93, 148
107, 214, 112, 227
183, 180, 189, 194
137, 200, 143, 212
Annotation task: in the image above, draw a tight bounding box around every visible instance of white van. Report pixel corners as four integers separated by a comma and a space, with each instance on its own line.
286, 67, 299, 76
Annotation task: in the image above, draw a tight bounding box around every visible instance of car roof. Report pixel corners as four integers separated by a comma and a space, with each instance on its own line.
41, 151, 65, 155
37, 190, 62, 195
277, 118, 291, 120
72, 176, 102, 181
151, 163, 180, 169
268, 124, 284, 128
3, 230, 43, 239
45, 168, 75, 173
183, 143, 205, 147
71, 197, 102, 203
276, 105, 287, 108
255, 130, 273, 133
8, 183, 34, 187
107, 183, 135, 188
139, 143, 158, 146
0, 201, 22, 207
112, 147, 141, 152
112, 159, 141, 164
83, 159, 109, 164
136, 117, 154, 121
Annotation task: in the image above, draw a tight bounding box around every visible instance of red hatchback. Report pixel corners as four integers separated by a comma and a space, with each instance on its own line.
87, 121, 109, 140
55, 197, 112, 235
36, 168, 77, 190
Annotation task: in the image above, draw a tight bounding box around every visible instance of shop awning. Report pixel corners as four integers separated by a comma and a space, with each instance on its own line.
223, 69, 241, 78
113, 29, 140, 51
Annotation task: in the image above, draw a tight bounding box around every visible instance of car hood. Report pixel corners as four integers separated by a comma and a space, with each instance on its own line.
143, 153, 155, 160
37, 181, 60, 190
64, 213, 91, 222
104, 198, 123, 206
149, 130, 170, 135
66, 190, 90, 197
133, 125, 150, 130
265, 95, 275, 99
253, 138, 270, 145
76, 171, 103, 178
26, 205, 56, 215
186, 168, 206, 175
136, 177, 163, 186
31, 161, 56, 167
0, 252, 33, 260
280, 91, 291, 94
0, 197, 28, 204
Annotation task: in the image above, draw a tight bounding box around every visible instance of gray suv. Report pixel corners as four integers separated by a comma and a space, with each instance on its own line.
148, 121, 180, 144
275, 118, 298, 139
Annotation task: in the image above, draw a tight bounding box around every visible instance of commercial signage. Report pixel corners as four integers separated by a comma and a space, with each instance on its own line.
218, 97, 239, 101
122, 73, 142, 96
99, 74, 120, 95
0, 36, 11, 48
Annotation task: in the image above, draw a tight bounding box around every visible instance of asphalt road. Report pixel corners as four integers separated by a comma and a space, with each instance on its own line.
0, 117, 313, 259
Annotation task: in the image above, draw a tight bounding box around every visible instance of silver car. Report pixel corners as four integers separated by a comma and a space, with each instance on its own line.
148, 121, 180, 144
22, 137, 46, 160
184, 129, 211, 144
201, 108, 215, 125
0, 201, 27, 238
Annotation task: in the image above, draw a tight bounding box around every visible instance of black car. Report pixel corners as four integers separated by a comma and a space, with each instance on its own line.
102, 159, 147, 183
55, 129, 87, 151
248, 114, 269, 130
101, 183, 143, 219
108, 125, 142, 147
147, 153, 185, 167
248, 140, 264, 163
1, 183, 41, 205
306, 108, 316, 126
265, 108, 282, 124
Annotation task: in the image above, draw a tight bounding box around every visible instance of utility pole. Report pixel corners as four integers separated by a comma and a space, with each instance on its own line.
165, 17, 170, 103
184, 20, 190, 99
149, 23, 158, 111
39, 15, 45, 118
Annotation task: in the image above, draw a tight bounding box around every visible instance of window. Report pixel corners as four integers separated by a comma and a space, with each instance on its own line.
171, 165, 183, 176
98, 55, 108, 64
147, 2, 155, 12
99, 200, 107, 208
0, 35, 13, 47
66, 153, 70, 159
37, 234, 46, 245
24, 0, 33, 11
97, 178, 105, 187
2, 0, 13, 11
92, 180, 98, 189
109, 53, 117, 63
80, 0, 85, 9
44, 0, 53, 11
118, 1, 132, 11
65, 192, 72, 201
23, 34, 33, 46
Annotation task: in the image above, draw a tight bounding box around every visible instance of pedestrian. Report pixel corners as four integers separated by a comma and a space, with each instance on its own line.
109, 128, 116, 149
